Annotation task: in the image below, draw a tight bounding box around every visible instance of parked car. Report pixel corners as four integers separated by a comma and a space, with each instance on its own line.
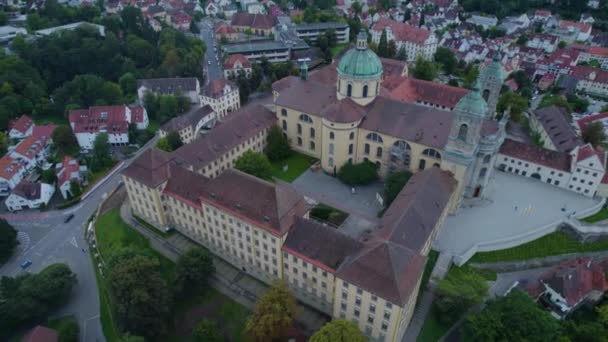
20, 260, 32, 269
64, 214, 75, 223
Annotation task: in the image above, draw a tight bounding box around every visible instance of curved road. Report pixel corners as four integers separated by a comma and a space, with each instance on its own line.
0, 135, 158, 342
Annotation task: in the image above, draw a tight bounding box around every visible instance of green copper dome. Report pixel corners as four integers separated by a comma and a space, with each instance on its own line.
481, 53, 506, 82
337, 31, 383, 79
455, 81, 488, 117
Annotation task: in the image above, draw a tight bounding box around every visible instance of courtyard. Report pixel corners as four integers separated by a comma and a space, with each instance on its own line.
434, 171, 603, 265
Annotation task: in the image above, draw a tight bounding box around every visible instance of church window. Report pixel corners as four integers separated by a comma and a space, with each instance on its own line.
418, 159, 426, 170
479, 168, 487, 178
310, 141, 315, 151
297, 124, 302, 134
364, 144, 370, 155
376, 147, 383, 158
310, 127, 315, 138
330, 132, 335, 140
329, 143, 334, 155
366, 132, 383, 143
349, 144, 354, 155
349, 132, 355, 140
347, 84, 352, 97
482, 89, 490, 102
282, 120, 287, 130
363, 85, 368, 98
328, 157, 334, 167
297, 137, 302, 146
483, 155, 491, 164
458, 124, 468, 141
433, 163, 440, 168
281, 108, 287, 116
422, 148, 441, 159
299, 114, 313, 123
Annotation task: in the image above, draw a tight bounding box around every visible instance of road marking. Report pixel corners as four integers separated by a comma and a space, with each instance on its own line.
69, 236, 79, 248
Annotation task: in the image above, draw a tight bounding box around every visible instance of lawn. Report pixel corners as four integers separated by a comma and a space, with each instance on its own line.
270, 152, 316, 183
417, 307, 450, 342
468, 231, 608, 264
330, 42, 350, 57
581, 207, 608, 223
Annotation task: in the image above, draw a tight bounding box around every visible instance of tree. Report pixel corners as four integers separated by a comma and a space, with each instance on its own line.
387, 40, 397, 58
193, 319, 222, 342
69, 180, 82, 199
309, 319, 367, 342
434, 47, 457, 75
337, 160, 378, 185
351, 1, 362, 15
119, 72, 137, 96
91, 133, 111, 171
0, 219, 18, 265
52, 125, 80, 157
265, 125, 292, 161
174, 247, 215, 298
0, 132, 7, 156
245, 281, 296, 341
166, 131, 184, 151
462, 65, 480, 89
107, 250, 172, 338
377, 29, 388, 57
462, 289, 560, 342
558, 41, 567, 49
234, 151, 273, 180
497, 91, 527, 122
411, 56, 439, 81
583, 122, 606, 147
403, 9, 411, 22
156, 137, 172, 152
41, 168, 57, 184
396, 46, 407, 61
117, 334, 146, 342
434, 267, 488, 325
383, 171, 412, 206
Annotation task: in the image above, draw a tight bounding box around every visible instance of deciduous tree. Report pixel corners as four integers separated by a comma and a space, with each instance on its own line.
52, 125, 80, 157
309, 319, 367, 342
435, 267, 488, 325
411, 56, 439, 81
583, 122, 606, 147
0, 219, 18, 265
193, 319, 222, 342
383, 171, 412, 206
174, 247, 215, 298
245, 281, 296, 341
234, 151, 273, 180
265, 125, 292, 161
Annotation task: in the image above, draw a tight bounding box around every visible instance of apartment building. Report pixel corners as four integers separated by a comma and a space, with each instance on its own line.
294, 22, 350, 44
370, 19, 438, 61
136, 77, 201, 104
159, 105, 216, 144
572, 66, 608, 97
529, 106, 583, 153
224, 54, 253, 79
200, 79, 241, 118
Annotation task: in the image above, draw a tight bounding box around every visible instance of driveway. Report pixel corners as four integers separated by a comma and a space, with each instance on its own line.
434, 171, 602, 264
292, 170, 384, 221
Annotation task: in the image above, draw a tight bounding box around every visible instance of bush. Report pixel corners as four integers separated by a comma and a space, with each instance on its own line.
0, 218, 18, 265
310, 204, 348, 226
337, 161, 378, 185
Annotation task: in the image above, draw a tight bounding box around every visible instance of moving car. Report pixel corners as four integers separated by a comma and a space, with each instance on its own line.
20, 260, 32, 269
64, 214, 75, 223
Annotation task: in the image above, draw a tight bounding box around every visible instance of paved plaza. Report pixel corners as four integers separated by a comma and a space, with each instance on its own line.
434, 171, 603, 264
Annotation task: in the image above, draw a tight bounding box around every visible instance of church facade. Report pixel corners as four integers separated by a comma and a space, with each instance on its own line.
274, 32, 507, 210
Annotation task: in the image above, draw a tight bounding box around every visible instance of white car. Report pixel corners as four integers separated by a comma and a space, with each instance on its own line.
208, 61, 211, 65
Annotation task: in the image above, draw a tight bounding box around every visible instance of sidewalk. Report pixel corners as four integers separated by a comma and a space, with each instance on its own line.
119, 200, 328, 334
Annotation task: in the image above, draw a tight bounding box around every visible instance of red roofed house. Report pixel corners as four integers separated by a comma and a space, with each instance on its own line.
11, 127, 54, 168
497, 139, 605, 197
383, 76, 469, 111
8, 114, 34, 140
5, 179, 54, 211
56, 156, 87, 199
571, 65, 608, 97
170, 10, 191, 31
223, 54, 252, 79
69, 105, 148, 150
522, 258, 608, 318
201, 79, 240, 118
559, 20, 592, 42
214, 22, 238, 41
370, 18, 438, 61
577, 111, 608, 135
230, 13, 274, 36
0, 156, 28, 192
572, 44, 608, 69
21, 325, 59, 342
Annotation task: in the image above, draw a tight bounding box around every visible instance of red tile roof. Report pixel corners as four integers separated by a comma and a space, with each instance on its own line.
499, 139, 571, 172
572, 65, 608, 83
12, 180, 42, 200
56, 155, 82, 188
69, 105, 129, 134
215, 23, 236, 35
574, 143, 604, 164
13, 134, 51, 161
130, 106, 147, 124
9, 114, 34, 134
559, 20, 592, 34
230, 13, 274, 30
32, 124, 56, 139
22, 325, 59, 342
384, 76, 469, 110
223, 54, 252, 69
372, 18, 431, 44
577, 111, 608, 131
571, 44, 608, 57
203, 79, 236, 98
0, 155, 26, 180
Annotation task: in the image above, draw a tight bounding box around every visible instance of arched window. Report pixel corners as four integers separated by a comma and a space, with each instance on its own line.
483, 155, 492, 164
310, 127, 315, 138
329, 143, 334, 154
281, 108, 287, 117
297, 137, 302, 146
328, 157, 334, 167
297, 123, 302, 134
433, 163, 440, 168
479, 168, 487, 178
458, 124, 468, 141
362, 85, 368, 98
282, 120, 287, 130
482, 89, 490, 102
310, 141, 315, 151
348, 144, 354, 155
347, 84, 352, 97
299, 114, 313, 123
364, 143, 370, 155
330, 132, 335, 140
393, 140, 411, 151
366, 132, 383, 143
375, 82, 379, 95
419, 159, 426, 170
376, 147, 383, 158
422, 148, 441, 159
349, 132, 355, 140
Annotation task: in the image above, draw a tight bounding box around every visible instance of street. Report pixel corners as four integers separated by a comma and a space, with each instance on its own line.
0, 135, 159, 342
198, 19, 222, 83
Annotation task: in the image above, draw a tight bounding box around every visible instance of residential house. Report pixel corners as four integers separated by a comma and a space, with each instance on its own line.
572, 66, 608, 97
526, 33, 559, 53
137, 77, 201, 104
8, 114, 34, 140
223, 54, 253, 78
370, 19, 438, 61
55, 156, 87, 199
498, 14, 530, 35
230, 13, 274, 36
159, 105, 216, 143
529, 106, 583, 153
215, 22, 238, 41
467, 14, 498, 29
294, 22, 350, 44
0, 156, 28, 191
11, 126, 56, 170
200, 79, 241, 118
556, 20, 592, 42
246, 2, 265, 14
5, 180, 54, 211
580, 14, 595, 25
69, 105, 149, 150
205, 0, 218, 16
571, 44, 608, 70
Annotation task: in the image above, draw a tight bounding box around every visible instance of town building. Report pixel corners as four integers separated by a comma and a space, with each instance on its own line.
200, 79, 241, 118
370, 19, 438, 61
5, 180, 54, 211
571, 66, 608, 97
466, 14, 498, 29
222, 40, 308, 63
230, 13, 274, 36
11, 126, 55, 168
526, 33, 559, 53
55, 156, 87, 199
294, 22, 350, 44
571, 44, 608, 70
136, 77, 201, 104
215, 22, 239, 41
557, 20, 592, 42
497, 140, 605, 197
223, 54, 253, 79
8, 114, 34, 140
529, 106, 583, 153
521, 258, 608, 319
68, 105, 149, 150
0, 156, 28, 191
159, 105, 216, 144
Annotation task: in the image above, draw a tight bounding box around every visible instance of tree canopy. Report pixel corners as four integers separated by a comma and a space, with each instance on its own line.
245, 281, 297, 341
383, 171, 412, 207
309, 319, 367, 342
434, 47, 458, 75
337, 160, 378, 185
52, 125, 80, 157
434, 267, 488, 325
265, 125, 292, 161
0, 219, 18, 265
497, 91, 528, 122
234, 151, 274, 180
411, 57, 439, 81
173, 247, 215, 298
583, 121, 607, 147
193, 319, 222, 342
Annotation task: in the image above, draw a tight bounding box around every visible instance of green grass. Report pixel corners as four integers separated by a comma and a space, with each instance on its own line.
134, 214, 174, 238
417, 307, 450, 342
147, 120, 160, 134
581, 207, 608, 223
468, 231, 608, 264
90, 251, 120, 342
330, 42, 350, 57
270, 152, 316, 183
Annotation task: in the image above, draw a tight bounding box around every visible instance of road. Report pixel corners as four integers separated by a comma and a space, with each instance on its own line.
0, 135, 159, 342
198, 18, 223, 83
